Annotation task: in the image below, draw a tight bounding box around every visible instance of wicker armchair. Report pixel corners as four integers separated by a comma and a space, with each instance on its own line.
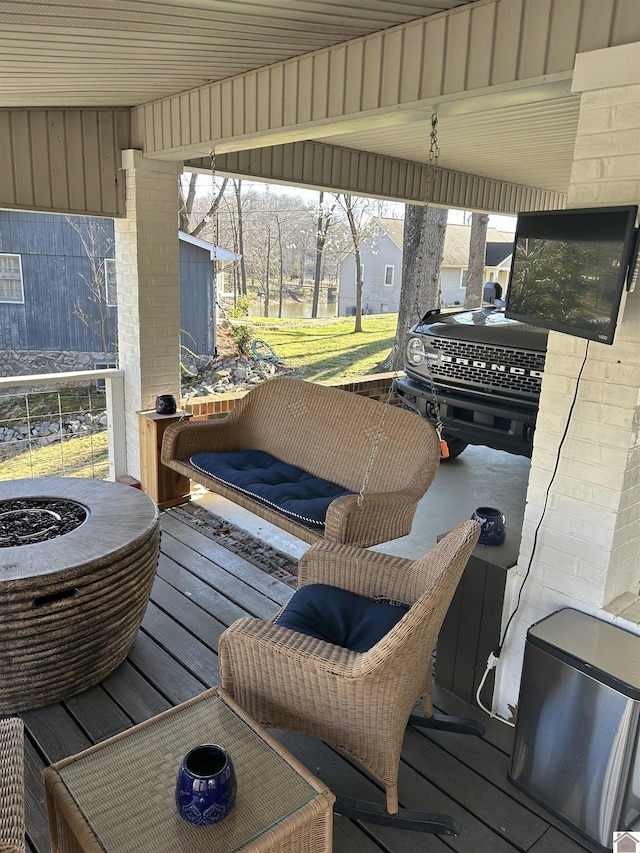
219, 520, 483, 834
0, 717, 25, 853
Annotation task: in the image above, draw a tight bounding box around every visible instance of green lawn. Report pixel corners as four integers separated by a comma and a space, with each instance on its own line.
2, 315, 399, 481
245, 313, 398, 382
0, 431, 109, 482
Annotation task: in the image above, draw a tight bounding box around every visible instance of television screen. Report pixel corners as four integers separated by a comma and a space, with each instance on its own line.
505, 205, 638, 345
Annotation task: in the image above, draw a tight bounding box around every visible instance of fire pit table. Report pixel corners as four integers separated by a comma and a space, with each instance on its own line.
0, 478, 160, 714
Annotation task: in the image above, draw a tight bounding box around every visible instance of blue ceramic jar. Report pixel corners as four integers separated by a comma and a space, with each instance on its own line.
471, 506, 506, 547
175, 744, 237, 826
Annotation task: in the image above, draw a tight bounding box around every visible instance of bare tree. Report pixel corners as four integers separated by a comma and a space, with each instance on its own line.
262, 222, 272, 317
311, 191, 337, 318
234, 179, 247, 296
178, 171, 229, 238
178, 173, 197, 233
66, 216, 116, 366
337, 194, 373, 332
274, 212, 285, 318
378, 204, 448, 371
464, 212, 489, 308
223, 192, 241, 306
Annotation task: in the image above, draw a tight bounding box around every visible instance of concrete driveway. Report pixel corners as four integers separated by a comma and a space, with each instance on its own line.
194, 445, 531, 562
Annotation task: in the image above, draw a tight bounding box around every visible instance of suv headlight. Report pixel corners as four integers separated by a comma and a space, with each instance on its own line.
406, 337, 426, 365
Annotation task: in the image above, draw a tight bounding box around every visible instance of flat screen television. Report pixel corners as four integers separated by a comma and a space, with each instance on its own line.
505, 205, 639, 345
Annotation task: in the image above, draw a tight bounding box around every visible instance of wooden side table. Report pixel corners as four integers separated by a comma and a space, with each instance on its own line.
43, 687, 334, 853
435, 529, 520, 707
138, 410, 192, 509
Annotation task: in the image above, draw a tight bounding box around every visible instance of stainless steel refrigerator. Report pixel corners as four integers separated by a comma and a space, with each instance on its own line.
509, 608, 640, 849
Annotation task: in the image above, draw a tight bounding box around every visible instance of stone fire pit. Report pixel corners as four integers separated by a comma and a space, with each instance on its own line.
0, 478, 160, 714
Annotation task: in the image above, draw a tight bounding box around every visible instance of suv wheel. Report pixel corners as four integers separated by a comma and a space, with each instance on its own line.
441, 437, 468, 461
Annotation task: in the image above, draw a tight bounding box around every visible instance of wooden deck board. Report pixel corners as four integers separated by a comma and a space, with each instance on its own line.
10, 506, 604, 853
400, 726, 548, 849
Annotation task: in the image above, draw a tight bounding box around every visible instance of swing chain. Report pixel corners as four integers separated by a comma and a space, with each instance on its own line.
413, 113, 449, 457
412, 112, 440, 323
357, 380, 395, 506
427, 113, 440, 179
359, 114, 447, 503
205, 149, 219, 348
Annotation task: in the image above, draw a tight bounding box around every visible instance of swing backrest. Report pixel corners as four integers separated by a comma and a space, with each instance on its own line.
223, 376, 440, 497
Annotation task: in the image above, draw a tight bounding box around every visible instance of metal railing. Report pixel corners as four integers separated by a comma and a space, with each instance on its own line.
0, 369, 125, 482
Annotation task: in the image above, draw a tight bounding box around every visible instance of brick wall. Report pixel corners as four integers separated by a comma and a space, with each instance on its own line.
568, 84, 640, 208
184, 373, 400, 419
493, 62, 640, 716
115, 150, 182, 479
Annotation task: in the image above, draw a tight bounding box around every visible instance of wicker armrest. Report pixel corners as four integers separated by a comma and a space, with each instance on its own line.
219, 617, 361, 682
160, 416, 240, 465
299, 521, 481, 606
323, 490, 419, 548
298, 540, 416, 602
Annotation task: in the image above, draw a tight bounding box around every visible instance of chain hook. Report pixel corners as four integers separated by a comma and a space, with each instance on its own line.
209, 148, 219, 251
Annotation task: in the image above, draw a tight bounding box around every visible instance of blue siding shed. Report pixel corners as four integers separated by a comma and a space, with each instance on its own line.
0, 211, 222, 365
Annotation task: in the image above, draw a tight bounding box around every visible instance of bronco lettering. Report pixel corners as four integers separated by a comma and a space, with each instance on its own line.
441, 353, 541, 378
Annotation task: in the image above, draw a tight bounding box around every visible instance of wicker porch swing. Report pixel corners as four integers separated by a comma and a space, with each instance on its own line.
163, 148, 446, 547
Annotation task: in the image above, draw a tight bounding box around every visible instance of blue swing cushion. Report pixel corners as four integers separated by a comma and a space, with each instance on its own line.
275, 583, 409, 652
190, 450, 354, 530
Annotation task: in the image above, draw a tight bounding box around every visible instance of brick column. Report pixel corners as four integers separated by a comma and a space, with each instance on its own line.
114, 150, 182, 480
493, 44, 640, 717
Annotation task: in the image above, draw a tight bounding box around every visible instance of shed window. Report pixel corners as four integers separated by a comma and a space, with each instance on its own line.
384, 265, 394, 287
0, 254, 24, 303
105, 258, 117, 307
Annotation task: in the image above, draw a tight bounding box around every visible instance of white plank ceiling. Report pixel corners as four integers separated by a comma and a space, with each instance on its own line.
0, 1, 637, 196
0, 1, 474, 107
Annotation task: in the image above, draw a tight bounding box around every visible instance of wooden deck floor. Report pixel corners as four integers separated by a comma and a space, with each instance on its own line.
16, 507, 603, 853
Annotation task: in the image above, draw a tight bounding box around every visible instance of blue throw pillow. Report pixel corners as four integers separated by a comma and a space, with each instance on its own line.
275, 583, 409, 652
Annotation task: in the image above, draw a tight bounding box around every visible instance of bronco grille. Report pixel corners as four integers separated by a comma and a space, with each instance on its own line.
424, 337, 546, 398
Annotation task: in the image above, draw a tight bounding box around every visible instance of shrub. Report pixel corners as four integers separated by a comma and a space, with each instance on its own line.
229, 323, 254, 354
227, 296, 250, 318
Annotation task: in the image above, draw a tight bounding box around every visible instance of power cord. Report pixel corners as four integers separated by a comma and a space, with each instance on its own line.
475, 652, 514, 726
475, 340, 591, 726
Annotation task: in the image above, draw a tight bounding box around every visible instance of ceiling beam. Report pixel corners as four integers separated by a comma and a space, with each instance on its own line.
185, 140, 565, 213
131, 0, 619, 163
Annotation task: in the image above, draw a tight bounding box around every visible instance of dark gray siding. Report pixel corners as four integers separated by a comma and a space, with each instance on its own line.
179, 240, 214, 356
0, 211, 215, 363
0, 210, 116, 356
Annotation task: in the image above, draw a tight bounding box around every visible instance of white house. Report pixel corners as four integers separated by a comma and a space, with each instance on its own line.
337, 217, 514, 315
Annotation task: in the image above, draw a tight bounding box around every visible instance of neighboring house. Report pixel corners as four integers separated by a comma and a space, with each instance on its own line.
438, 226, 514, 305
337, 217, 514, 315
338, 218, 404, 317
0, 210, 239, 371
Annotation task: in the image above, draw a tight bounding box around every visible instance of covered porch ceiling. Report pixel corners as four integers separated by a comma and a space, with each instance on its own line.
1, 0, 638, 214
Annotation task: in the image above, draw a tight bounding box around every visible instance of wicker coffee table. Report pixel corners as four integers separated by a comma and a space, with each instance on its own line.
43, 687, 335, 853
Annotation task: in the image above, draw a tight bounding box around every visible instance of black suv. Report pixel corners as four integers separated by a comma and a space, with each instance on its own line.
394, 306, 548, 459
